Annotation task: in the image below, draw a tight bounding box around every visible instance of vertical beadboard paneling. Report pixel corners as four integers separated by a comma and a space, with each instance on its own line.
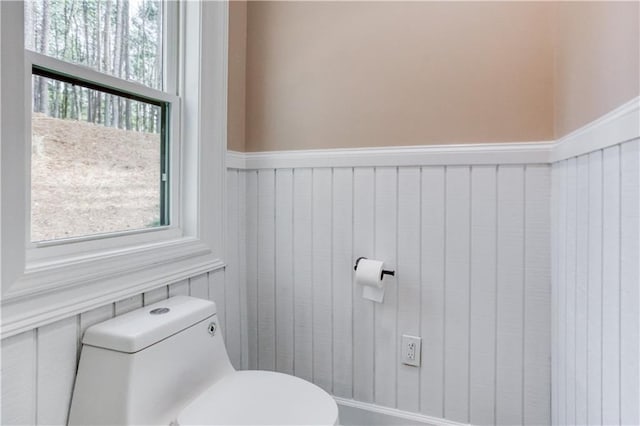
469, 166, 497, 426
587, 150, 603, 426
169, 279, 190, 297
374, 167, 398, 408
246, 170, 259, 370
620, 140, 640, 425
225, 169, 243, 370
564, 158, 577, 426
238, 170, 249, 370
293, 168, 314, 381
36, 317, 78, 426
552, 139, 640, 426
575, 157, 589, 426
444, 166, 471, 423
312, 168, 333, 392
352, 167, 375, 402
257, 169, 276, 371
550, 163, 560, 426
143, 286, 169, 306
496, 165, 525, 425
1, 331, 36, 425
420, 166, 446, 418
396, 167, 421, 412
114, 294, 143, 316
190, 273, 210, 300
602, 145, 621, 426
556, 160, 568, 426
332, 167, 354, 398
275, 168, 294, 375
524, 165, 551, 425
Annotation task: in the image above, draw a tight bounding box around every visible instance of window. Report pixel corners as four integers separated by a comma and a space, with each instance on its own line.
1, 1, 228, 337
26, 0, 172, 243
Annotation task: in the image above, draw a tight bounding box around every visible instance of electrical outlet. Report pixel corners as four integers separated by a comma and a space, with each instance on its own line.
401, 335, 422, 367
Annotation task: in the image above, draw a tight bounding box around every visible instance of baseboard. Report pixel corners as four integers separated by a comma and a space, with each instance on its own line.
334, 397, 469, 426
226, 96, 639, 169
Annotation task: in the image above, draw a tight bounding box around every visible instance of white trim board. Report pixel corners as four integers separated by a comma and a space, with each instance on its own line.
227, 142, 553, 169
552, 96, 640, 162
227, 96, 639, 169
335, 397, 469, 426
226, 150, 247, 169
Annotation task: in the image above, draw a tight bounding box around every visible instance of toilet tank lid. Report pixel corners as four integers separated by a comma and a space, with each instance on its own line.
82, 296, 216, 353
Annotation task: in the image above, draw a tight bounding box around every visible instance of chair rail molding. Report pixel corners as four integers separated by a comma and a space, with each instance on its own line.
227, 141, 554, 169
552, 96, 640, 162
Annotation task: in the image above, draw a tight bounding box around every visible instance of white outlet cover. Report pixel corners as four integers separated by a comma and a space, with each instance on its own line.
401, 334, 421, 367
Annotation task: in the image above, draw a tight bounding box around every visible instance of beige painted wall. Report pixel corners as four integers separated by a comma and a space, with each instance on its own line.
227, 0, 247, 152
243, 1, 555, 152
229, 1, 639, 151
554, 1, 640, 138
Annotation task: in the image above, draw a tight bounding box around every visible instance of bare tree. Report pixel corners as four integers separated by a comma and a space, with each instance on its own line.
123, 0, 131, 129
38, 0, 50, 114
95, 0, 102, 123
82, 0, 93, 122
25, 1, 34, 50
113, 0, 123, 128
103, 0, 112, 125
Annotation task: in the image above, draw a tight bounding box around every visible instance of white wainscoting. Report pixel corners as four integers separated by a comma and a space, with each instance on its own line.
227, 162, 552, 425
0, 268, 244, 426
551, 139, 640, 426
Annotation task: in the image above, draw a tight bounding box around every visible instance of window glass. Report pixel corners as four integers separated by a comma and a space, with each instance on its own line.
30, 74, 167, 242
25, 0, 164, 90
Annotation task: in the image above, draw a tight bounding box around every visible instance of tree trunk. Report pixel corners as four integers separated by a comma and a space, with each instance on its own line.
113, 0, 123, 128
155, 0, 162, 90
53, 81, 60, 118
39, 0, 50, 114
82, 0, 93, 122
123, 0, 131, 129
141, 0, 147, 88
61, 0, 77, 61
25, 0, 34, 50
103, 0, 112, 125
94, 0, 102, 123
25, 1, 35, 110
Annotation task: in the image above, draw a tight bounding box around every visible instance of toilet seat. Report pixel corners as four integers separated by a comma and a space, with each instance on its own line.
177, 370, 339, 425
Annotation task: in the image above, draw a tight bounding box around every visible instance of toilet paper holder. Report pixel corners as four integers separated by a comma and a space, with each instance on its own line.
354, 257, 395, 280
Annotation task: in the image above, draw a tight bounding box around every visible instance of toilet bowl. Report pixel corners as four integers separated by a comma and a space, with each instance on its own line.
68, 296, 339, 425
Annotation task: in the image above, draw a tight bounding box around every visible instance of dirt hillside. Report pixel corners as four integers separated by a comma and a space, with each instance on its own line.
31, 113, 161, 242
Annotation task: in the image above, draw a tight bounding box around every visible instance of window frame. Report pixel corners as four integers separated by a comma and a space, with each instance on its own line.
26, 50, 181, 254
1, 1, 228, 338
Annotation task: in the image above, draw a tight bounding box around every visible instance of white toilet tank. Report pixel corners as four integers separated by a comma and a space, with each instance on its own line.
68, 296, 234, 426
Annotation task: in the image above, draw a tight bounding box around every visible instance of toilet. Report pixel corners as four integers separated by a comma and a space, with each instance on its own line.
68, 296, 339, 425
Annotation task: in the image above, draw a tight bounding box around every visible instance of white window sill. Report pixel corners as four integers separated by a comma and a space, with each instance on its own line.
1, 237, 224, 339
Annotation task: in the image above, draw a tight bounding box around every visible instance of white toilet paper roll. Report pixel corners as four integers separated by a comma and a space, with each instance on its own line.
355, 259, 385, 303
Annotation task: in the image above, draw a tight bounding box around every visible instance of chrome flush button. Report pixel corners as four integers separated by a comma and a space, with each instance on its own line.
208, 321, 217, 336
149, 307, 170, 315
